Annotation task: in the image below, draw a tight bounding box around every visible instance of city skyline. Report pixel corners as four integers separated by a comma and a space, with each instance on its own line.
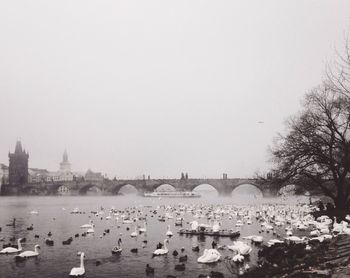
1, 1, 350, 178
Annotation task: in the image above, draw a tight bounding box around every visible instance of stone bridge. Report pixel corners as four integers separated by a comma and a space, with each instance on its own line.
6, 177, 277, 196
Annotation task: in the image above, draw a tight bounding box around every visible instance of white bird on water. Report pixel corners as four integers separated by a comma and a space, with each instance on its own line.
69, 252, 85, 277
16, 245, 40, 259
153, 239, 169, 256
166, 225, 173, 237
0, 239, 22, 254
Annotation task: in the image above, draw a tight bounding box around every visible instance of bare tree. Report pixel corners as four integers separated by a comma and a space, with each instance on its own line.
326, 34, 350, 99
271, 84, 350, 209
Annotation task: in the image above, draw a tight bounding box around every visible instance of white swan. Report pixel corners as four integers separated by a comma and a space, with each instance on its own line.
166, 225, 173, 237
80, 220, 94, 229
69, 252, 85, 276
232, 253, 244, 263
17, 244, 40, 258
153, 239, 169, 256
228, 241, 252, 256
130, 226, 138, 237
139, 222, 147, 233
0, 238, 22, 254
197, 249, 221, 263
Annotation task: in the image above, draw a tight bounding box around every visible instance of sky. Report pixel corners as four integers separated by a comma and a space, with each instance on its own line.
1, 1, 350, 179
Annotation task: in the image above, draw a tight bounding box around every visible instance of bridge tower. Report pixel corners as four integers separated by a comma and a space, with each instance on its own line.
8, 141, 29, 186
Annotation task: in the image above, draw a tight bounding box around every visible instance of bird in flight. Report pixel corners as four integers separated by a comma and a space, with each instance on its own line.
257, 121, 264, 124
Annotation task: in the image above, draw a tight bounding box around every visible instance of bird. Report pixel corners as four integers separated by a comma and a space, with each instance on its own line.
174, 263, 185, 271
139, 222, 147, 233
69, 252, 85, 277
172, 250, 178, 256
0, 238, 22, 254
179, 255, 188, 262
153, 239, 169, 256
130, 226, 138, 237
166, 225, 173, 237
145, 264, 154, 275
16, 244, 40, 259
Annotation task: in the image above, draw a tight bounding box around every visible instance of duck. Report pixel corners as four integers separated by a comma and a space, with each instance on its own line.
174, 263, 185, 271
172, 250, 178, 256
166, 225, 173, 237
146, 264, 154, 275
179, 255, 187, 262
197, 249, 221, 263
16, 244, 40, 259
153, 239, 169, 256
0, 238, 22, 254
69, 252, 85, 277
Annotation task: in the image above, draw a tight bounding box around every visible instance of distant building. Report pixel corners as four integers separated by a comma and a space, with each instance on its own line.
28, 168, 50, 183
85, 169, 104, 182
8, 141, 29, 185
0, 164, 9, 185
59, 149, 71, 173
43, 150, 74, 182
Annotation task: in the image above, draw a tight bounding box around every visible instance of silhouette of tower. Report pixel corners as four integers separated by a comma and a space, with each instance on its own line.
8, 141, 29, 185
59, 149, 71, 172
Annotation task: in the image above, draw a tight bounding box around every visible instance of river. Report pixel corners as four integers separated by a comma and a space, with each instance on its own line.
0, 191, 311, 278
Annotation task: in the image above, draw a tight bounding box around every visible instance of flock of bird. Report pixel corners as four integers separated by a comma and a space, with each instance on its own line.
1, 200, 349, 277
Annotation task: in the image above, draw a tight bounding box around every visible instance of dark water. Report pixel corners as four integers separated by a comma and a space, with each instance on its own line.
0, 194, 309, 278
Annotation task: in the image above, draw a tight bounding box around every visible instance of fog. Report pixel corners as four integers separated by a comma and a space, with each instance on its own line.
1, 1, 350, 178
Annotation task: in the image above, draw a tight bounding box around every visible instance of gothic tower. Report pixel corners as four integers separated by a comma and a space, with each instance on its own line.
8, 141, 29, 185
59, 149, 71, 172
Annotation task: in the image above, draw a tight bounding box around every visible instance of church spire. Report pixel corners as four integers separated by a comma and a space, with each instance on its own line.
63, 149, 68, 163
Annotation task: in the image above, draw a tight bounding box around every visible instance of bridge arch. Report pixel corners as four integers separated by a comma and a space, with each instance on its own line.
231, 183, 263, 197
112, 184, 142, 195
79, 183, 103, 195
117, 184, 139, 195
190, 184, 220, 195
154, 184, 176, 192
57, 185, 70, 195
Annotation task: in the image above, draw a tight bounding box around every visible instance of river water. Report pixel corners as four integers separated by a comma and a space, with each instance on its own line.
0, 192, 311, 278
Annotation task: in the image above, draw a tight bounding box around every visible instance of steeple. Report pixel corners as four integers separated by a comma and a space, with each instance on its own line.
63, 149, 68, 163
60, 149, 71, 172
15, 141, 23, 154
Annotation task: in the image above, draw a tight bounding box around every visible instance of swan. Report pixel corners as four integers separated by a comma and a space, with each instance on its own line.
112, 238, 122, 254
285, 236, 308, 243
166, 225, 173, 237
190, 221, 199, 231
228, 241, 252, 256
130, 226, 138, 237
86, 227, 94, 234
139, 222, 147, 233
16, 245, 40, 258
0, 238, 22, 254
69, 252, 85, 277
153, 239, 169, 256
197, 249, 221, 263
232, 253, 244, 263
80, 220, 94, 229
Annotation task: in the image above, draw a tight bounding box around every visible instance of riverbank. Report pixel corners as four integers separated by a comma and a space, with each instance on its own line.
241, 234, 350, 278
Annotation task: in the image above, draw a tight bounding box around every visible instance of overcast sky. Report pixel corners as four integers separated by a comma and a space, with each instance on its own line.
1, 1, 350, 179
